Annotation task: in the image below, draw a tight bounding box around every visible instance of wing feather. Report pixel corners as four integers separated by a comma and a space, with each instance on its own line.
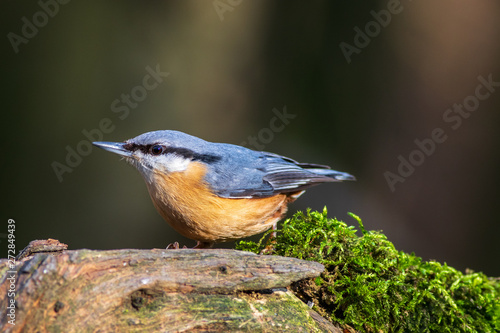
205, 147, 354, 199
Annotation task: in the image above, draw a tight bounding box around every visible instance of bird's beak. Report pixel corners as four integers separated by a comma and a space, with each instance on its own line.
93, 141, 132, 157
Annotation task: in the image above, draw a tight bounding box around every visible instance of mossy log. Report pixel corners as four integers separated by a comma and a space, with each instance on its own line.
0, 243, 343, 332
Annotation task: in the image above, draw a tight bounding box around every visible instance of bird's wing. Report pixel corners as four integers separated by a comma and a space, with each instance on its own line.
207, 151, 352, 199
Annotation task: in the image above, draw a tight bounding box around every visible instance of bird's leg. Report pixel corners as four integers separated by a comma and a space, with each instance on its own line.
271, 222, 278, 240
260, 223, 278, 255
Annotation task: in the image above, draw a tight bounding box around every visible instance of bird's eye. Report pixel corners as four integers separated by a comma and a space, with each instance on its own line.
150, 145, 165, 155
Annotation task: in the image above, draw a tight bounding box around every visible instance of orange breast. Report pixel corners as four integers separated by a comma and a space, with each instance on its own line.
144, 162, 295, 242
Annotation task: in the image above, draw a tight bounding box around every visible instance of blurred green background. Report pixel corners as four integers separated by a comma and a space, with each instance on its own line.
2, 1, 500, 276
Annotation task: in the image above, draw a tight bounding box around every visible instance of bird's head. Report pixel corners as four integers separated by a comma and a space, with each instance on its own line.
93, 130, 220, 182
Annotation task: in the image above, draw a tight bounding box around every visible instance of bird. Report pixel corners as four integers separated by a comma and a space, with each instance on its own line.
93, 130, 355, 248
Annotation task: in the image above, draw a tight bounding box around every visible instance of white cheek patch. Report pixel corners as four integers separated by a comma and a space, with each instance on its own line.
130, 152, 191, 182
159, 154, 191, 173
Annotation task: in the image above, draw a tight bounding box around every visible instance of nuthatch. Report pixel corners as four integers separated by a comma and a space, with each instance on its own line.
93, 130, 355, 248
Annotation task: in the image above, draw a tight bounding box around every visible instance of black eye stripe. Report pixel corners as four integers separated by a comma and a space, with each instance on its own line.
123, 142, 222, 164
123, 143, 166, 155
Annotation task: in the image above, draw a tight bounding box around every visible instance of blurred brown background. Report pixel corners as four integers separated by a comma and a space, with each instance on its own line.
2, 1, 500, 275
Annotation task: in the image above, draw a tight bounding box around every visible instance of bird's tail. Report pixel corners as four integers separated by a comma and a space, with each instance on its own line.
308, 168, 356, 181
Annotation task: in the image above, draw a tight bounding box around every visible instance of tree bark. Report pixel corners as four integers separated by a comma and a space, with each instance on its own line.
1, 244, 343, 332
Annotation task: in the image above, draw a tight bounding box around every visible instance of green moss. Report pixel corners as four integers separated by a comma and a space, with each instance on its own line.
236, 208, 500, 332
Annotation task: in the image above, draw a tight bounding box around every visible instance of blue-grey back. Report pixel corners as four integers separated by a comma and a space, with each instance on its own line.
130, 130, 354, 198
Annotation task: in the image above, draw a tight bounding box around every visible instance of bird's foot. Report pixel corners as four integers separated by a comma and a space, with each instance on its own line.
166, 241, 213, 249
259, 235, 278, 255
166, 242, 184, 249
259, 241, 277, 255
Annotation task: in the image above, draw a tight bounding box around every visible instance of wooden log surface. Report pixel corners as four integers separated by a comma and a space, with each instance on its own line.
0, 246, 343, 332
